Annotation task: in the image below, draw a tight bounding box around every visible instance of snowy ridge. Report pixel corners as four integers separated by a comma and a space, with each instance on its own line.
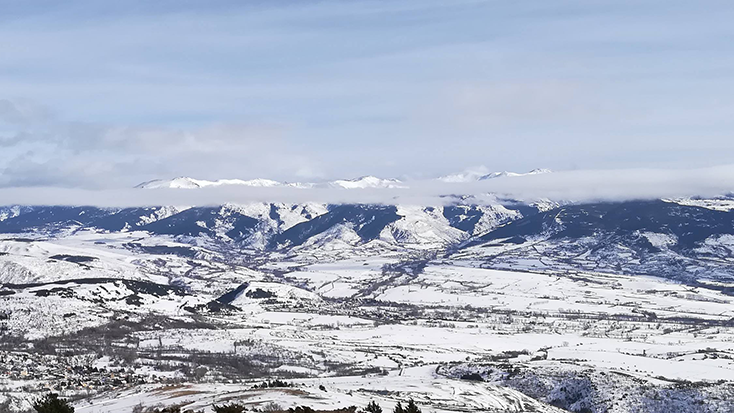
135, 175, 406, 190
136, 177, 283, 189
438, 168, 551, 183
135, 168, 551, 190
664, 196, 734, 211
328, 175, 406, 189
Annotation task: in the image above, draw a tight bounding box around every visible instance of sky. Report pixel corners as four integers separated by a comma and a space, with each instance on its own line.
1, 0, 734, 189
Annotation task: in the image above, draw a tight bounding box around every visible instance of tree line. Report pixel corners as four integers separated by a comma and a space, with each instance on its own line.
31, 394, 422, 413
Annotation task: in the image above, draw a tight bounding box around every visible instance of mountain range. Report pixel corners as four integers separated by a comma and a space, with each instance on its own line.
135, 168, 552, 190
1, 193, 733, 285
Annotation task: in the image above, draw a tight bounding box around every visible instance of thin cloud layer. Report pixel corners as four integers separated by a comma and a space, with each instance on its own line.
0, 104, 321, 187
0, 166, 732, 207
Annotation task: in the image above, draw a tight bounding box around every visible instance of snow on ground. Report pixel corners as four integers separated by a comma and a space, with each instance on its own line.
639, 231, 677, 249
667, 197, 734, 211
376, 265, 734, 320
284, 259, 392, 298
74, 366, 564, 413
3, 233, 734, 412
380, 206, 467, 247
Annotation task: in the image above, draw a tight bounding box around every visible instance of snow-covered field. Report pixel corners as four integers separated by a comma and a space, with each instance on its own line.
74, 366, 566, 413
2, 230, 734, 412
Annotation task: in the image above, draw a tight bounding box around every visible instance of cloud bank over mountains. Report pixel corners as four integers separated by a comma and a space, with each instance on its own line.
0, 165, 732, 207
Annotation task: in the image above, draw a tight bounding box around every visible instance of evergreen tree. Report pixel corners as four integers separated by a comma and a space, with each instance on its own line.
365, 401, 383, 413
33, 394, 74, 413
288, 407, 315, 413
393, 402, 404, 413
404, 399, 421, 413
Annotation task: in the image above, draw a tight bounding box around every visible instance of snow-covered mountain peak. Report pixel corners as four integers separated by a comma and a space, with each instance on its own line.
328, 175, 406, 189
528, 168, 552, 175
136, 176, 209, 189
216, 178, 282, 187
439, 168, 551, 182
136, 169, 551, 190
479, 168, 552, 180
136, 175, 407, 190
136, 177, 283, 189
437, 170, 489, 183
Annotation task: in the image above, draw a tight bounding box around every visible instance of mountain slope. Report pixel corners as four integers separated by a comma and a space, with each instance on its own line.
456, 200, 734, 283
272, 204, 402, 248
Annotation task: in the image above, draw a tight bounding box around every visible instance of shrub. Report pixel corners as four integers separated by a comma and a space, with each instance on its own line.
150, 407, 179, 413
213, 403, 248, 413
460, 373, 484, 382
260, 402, 283, 412
255, 379, 293, 389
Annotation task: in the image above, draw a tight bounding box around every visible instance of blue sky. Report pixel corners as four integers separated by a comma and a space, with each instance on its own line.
1, 0, 734, 187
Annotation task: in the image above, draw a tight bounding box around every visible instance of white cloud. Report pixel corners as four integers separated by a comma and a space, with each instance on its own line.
0, 165, 732, 207
0, 102, 322, 187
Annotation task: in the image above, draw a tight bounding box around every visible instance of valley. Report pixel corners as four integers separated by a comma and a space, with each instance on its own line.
1, 197, 733, 412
